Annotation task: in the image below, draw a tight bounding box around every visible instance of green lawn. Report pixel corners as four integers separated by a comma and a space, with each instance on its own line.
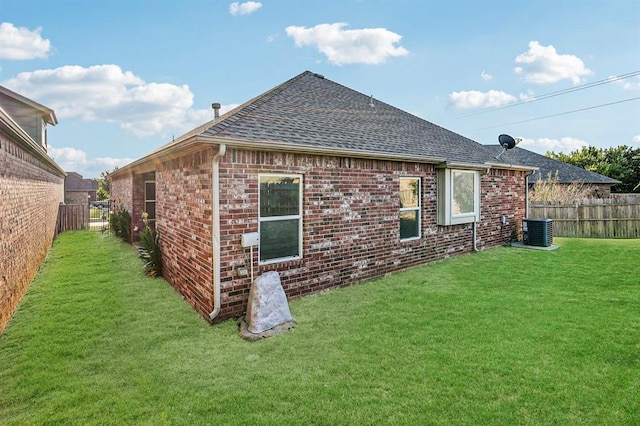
1, 232, 639, 425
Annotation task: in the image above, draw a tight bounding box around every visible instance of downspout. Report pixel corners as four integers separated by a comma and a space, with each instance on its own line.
525, 170, 535, 218
472, 220, 479, 252
209, 143, 227, 321
474, 167, 491, 253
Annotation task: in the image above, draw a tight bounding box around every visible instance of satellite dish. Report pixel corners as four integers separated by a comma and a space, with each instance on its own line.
498, 134, 517, 149
495, 134, 521, 159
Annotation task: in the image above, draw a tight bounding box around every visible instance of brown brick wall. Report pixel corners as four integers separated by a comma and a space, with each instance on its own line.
216, 149, 526, 321
111, 172, 156, 240
156, 150, 214, 318
111, 146, 526, 324
65, 190, 90, 206
0, 131, 64, 333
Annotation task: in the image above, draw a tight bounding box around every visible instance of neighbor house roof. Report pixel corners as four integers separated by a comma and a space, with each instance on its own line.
485, 146, 620, 185
112, 71, 536, 177
65, 172, 98, 191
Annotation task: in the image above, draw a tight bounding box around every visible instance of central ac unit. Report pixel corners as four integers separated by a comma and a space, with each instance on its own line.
522, 218, 553, 247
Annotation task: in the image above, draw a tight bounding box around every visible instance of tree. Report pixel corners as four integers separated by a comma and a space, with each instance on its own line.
546, 145, 640, 193
96, 166, 118, 200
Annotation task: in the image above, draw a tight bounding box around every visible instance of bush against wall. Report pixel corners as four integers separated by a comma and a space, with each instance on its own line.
109, 197, 131, 243
136, 213, 162, 277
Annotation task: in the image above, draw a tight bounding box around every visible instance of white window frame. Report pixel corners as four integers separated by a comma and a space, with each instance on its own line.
437, 169, 481, 226
144, 180, 156, 221
399, 177, 421, 241
258, 173, 303, 265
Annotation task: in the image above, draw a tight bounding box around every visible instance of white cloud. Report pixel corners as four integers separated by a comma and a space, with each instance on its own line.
519, 90, 536, 101
285, 22, 409, 65
481, 70, 493, 81
448, 89, 516, 109
2, 64, 222, 138
0, 22, 51, 60
229, 1, 262, 16
519, 136, 588, 154
514, 41, 593, 85
608, 74, 640, 90
48, 145, 135, 177
632, 135, 640, 145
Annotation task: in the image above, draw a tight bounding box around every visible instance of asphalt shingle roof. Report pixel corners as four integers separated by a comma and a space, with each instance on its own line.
199, 71, 502, 166
485, 145, 620, 185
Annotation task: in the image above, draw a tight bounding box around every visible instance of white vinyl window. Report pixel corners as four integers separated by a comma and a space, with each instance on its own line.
258, 174, 303, 264
400, 177, 421, 240
437, 169, 480, 225
144, 181, 156, 220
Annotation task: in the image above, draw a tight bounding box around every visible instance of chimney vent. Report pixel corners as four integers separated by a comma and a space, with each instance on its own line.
212, 102, 221, 118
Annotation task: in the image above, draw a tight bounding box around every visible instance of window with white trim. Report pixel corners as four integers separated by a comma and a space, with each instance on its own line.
144, 181, 156, 220
259, 174, 302, 264
437, 169, 480, 225
400, 177, 421, 240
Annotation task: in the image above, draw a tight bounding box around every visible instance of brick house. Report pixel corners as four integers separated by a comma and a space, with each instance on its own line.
0, 85, 65, 333
64, 171, 99, 205
110, 71, 535, 324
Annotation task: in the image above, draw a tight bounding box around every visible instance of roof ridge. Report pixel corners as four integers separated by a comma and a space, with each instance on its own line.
145, 71, 315, 155
203, 71, 315, 136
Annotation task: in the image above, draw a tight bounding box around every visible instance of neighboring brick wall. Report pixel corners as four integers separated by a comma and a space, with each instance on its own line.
112, 146, 526, 324
0, 132, 64, 333
65, 190, 90, 206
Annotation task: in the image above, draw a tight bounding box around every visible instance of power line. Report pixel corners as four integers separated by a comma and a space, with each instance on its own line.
443, 70, 640, 121
464, 96, 640, 133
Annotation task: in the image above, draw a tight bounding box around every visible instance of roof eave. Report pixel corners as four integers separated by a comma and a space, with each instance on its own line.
205, 135, 448, 164
0, 85, 57, 125
110, 134, 540, 180
110, 135, 450, 179
0, 107, 65, 176
485, 161, 539, 172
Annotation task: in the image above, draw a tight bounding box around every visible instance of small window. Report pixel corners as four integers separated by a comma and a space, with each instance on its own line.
437, 169, 480, 225
259, 174, 302, 264
400, 177, 421, 240
452, 171, 475, 216
145, 181, 156, 220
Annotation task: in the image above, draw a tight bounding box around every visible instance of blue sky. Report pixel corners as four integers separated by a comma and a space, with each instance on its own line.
1, 0, 638, 178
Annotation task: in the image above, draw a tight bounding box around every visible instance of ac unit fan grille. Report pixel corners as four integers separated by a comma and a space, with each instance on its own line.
522, 218, 553, 247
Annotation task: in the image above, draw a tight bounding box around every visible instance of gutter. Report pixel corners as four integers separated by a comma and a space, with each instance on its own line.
209, 144, 227, 321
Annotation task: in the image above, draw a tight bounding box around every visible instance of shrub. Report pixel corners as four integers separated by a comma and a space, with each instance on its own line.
109, 197, 132, 243
530, 172, 597, 203
136, 213, 162, 277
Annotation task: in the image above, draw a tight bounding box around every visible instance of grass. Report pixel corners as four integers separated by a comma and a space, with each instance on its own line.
1, 232, 639, 425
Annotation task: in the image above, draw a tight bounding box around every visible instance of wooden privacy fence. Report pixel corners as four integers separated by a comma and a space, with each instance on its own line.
530, 196, 640, 238
56, 204, 89, 236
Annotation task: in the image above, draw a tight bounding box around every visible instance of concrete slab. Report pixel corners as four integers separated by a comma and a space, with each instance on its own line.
510, 241, 559, 251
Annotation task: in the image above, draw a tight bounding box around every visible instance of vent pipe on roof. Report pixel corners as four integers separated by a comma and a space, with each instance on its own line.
212, 102, 221, 119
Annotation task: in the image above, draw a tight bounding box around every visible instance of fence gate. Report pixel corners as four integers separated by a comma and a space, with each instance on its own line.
56, 204, 89, 236
55, 200, 111, 236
